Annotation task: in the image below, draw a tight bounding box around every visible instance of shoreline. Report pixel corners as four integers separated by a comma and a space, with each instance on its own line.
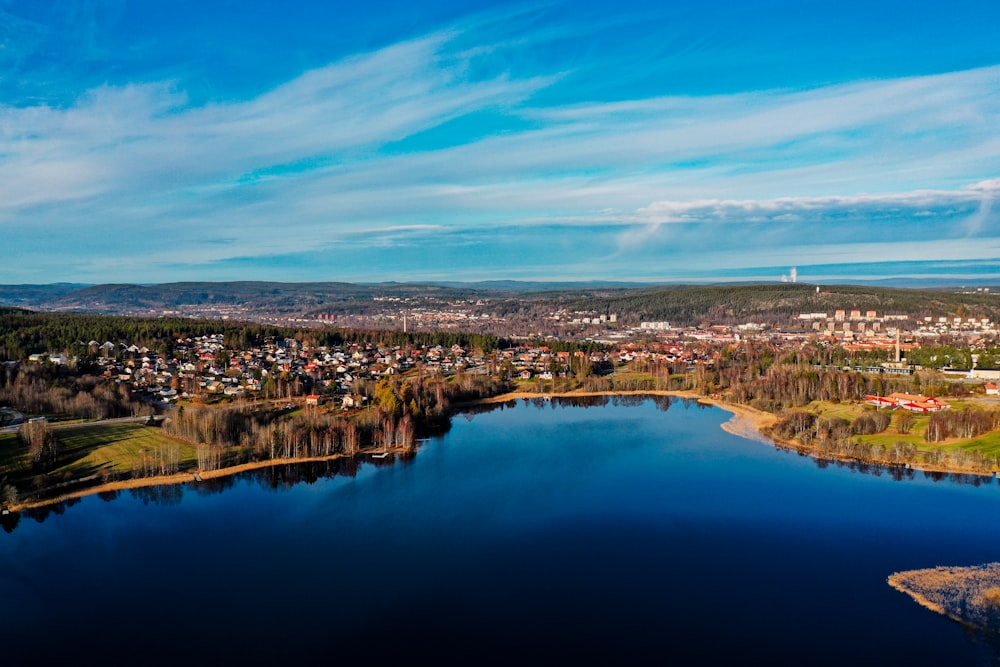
467, 388, 777, 435
4, 389, 994, 515
887, 574, 953, 621
5, 448, 409, 514
887, 563, 1000, 633
468, 389, 1000, 479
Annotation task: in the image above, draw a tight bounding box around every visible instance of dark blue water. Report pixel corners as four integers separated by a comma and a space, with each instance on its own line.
2, 397, 1000, 665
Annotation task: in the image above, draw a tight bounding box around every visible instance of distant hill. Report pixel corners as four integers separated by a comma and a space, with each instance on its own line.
1, 280, 999, 326
561, 283, 1000, 325
0, 281, 489, 313
0, 284, 92, 306
420, 280, 658, 292
0, 279, 657, 312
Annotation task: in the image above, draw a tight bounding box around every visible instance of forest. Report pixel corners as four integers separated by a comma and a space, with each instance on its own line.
0, 362, 145, 420
161, 372, 510, 472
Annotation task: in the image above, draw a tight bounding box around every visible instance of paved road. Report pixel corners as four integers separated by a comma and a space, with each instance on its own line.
0, 408, 25, 429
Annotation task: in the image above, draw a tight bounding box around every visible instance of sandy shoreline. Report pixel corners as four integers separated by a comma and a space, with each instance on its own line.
3, 389, 991, 515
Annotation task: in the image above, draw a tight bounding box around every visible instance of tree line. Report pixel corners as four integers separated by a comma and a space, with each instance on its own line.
0, 363, 148, 420
161, 371, 512, 471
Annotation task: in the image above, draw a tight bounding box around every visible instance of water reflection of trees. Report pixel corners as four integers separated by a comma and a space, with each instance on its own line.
1, 454, 416, 533
467, 395, 679, 412
98, 490, 120, 502
457, 401, 513, 418
923, 470, 992, 486
459, 398, 517, 415
0, 510, 19, 533
18, 496, 82, 527
612, 395, 645, 408
190, 458, 368, 496
651, 395, 672, 412
130, 483, 184, 506
812, 456, 995, 486
514, 395, 677, 411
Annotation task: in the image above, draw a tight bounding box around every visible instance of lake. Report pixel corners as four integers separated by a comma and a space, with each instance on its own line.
2, 396, 1000, 665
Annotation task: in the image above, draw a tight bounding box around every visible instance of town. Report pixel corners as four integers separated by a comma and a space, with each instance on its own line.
7, 299, 1000, 423
4, 283, 1000, 513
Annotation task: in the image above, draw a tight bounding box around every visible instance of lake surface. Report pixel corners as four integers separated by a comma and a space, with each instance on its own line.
3, 396, 1000, 665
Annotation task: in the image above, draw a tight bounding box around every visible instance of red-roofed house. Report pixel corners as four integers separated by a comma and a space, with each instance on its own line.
864, 392, 950, 412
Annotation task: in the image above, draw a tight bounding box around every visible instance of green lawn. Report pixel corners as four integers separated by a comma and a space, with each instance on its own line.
799, 401, 1000, 461
945, 430, 1000, 459
0, 433, 24, 478
54, 423, 198, 475
0, 423, 197, 488
855, 432, 926, 448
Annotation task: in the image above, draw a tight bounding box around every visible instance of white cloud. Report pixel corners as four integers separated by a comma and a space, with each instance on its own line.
0, 18, 999, 282
0, 32, 548, 217
969, 178, 1000, 192
634, 189, 988, 224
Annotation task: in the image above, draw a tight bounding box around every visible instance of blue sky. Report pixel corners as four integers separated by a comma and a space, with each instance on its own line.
2, 0, 999, 285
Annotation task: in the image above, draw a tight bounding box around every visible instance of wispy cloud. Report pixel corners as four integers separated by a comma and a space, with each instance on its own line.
0, 9, 998, 283
635, 189, 991, 224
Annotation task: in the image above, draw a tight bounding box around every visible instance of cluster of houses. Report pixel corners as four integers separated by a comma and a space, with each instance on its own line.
916, 315, 996, 336
21, 325, 1000, 412
80, 334, 484, 405
37, 335, 620, 408
613, 343, 708, 367
496, 346, 612, 380
863, 393, 951, 413
26, 353, 70, 365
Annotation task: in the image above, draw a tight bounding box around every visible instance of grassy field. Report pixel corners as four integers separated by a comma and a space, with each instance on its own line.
802, 400, 867, 421
854, 432, 925, 448
0, 423, 197, 488
0, 432, 23, 478
794, 399, 1000, 460
946, 430, 1000, 458
55, 423, 198, 475
801, 401, 926, 440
